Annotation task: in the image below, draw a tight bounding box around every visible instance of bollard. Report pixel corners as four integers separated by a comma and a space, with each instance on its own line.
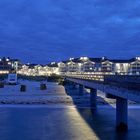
40, 83, 47, 90
20, 85, 26, 92
0, 82, 4, 88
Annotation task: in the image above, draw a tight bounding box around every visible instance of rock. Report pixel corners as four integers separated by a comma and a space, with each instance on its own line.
20, 85, 26, 92
40, 83, 47, 90
0, 82, 4, 88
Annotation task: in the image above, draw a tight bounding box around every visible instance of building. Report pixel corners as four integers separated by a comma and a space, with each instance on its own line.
111, 60, 130, 75
77, 57, 94, 73
47, 62, 59, 75
57, 56, 140, 75
17, 56, 140, 76
129, 57, 140, 75
0, 57, 22, 74
58, 61, 67, 75
58, 57, 113, 74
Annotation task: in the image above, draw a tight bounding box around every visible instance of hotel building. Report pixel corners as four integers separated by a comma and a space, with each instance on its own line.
0, 57, 22, 74
16, 56, 140, 76
58, 56, 140, 76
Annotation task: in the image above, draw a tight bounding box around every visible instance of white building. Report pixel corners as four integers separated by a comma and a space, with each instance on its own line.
58, 62, 67, 75
129, 57, 140, 75
111, 60, 130, 75
18, 56, 140, 76
47, 62, 59, 75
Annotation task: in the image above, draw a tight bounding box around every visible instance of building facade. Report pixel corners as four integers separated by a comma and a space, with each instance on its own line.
129, 57, 140, 75
0, 57, 21, 74
58, 57, 140, 75
17, 56, 140, 76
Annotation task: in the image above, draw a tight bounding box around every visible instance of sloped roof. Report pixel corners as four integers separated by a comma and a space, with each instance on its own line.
47, 63, 58, 67
110, 59, 133, 63
10, 59, 20, 62
89, 57, 108, 62
26, 64, 38, 68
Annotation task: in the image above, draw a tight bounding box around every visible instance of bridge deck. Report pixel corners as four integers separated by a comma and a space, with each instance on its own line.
66, 75, 140, 131
66, 77, 140, 102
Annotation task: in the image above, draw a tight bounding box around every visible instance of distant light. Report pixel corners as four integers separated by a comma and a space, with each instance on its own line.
51, 62, 55, 65
80, 57, 88, 61
102, 57, 105, 60
78, 63, 82, 66
136, 57, 140, 60
8, 62, 11, 65
69, 58, 74, 61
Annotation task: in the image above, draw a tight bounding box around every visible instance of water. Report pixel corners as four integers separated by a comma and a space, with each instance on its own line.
0, 105, 140, 140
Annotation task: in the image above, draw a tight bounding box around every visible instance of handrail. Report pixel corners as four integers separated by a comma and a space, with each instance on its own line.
65, 74, 105, 81
66, 74, 140, 91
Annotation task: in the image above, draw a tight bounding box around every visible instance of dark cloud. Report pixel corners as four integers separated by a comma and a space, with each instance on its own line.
0, 0, 140, 63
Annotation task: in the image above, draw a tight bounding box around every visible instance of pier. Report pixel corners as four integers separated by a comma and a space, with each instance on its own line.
66, 74, 140, 131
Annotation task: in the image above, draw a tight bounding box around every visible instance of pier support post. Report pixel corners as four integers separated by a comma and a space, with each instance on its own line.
116, 97, 128, 131
90, 88, 97, 109
79, 84, 84, 95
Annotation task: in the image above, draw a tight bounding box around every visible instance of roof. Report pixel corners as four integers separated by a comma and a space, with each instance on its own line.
89, 57, 108, 63
59, 57, 139, 64
10, 59, 20, 62
25, 64, 38, 68
110, 59, 133, 63
62, 57, 109, 64
47, 63, 58, 67
110, 57, 140, 63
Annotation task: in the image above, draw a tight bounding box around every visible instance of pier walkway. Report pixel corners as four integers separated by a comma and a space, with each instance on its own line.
66, 74, 140, 131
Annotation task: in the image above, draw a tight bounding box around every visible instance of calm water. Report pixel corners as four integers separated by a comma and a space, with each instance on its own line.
0, 105, 140, 140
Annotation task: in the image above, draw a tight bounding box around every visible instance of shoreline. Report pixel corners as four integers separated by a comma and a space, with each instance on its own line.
0, 80, 139, 107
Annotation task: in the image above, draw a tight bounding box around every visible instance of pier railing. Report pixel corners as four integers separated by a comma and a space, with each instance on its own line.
66, 74, 140, 91
66, 74, 105, 81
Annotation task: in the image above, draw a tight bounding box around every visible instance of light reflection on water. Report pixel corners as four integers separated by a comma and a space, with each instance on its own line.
0, 105, 139, 140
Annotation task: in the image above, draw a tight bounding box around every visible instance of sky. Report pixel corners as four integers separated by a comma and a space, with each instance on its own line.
0, 0, 140, 64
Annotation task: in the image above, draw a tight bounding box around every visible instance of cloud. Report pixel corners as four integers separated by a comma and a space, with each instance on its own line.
0, 0, 140, 63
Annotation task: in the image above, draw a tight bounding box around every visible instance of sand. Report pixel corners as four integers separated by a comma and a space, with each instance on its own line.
0, 80, 137, 106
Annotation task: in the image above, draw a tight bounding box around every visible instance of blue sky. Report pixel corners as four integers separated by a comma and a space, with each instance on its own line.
0, 0, 140, 63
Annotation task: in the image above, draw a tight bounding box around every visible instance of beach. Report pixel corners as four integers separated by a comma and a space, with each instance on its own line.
0, 80, 137, 106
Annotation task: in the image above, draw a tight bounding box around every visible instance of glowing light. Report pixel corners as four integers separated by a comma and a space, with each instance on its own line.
80, 57, 89, 61
51, 62, 56, 65
69, 58, 74, 61
136, 57, 140, 60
